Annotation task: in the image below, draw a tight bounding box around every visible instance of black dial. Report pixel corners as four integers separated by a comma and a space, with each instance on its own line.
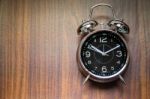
80, 30, 128, 77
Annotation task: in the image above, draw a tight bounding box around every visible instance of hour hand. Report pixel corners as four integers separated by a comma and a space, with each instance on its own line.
104, 45, 120, 54
88, 44, 108, 56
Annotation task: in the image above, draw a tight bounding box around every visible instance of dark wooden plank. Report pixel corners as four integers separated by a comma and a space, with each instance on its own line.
0, 0, 149, 99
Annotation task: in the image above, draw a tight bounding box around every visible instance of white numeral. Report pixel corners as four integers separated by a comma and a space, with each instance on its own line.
100, 37, 107, 43
88, 60, 91, 64
102, 66, 107, 73
111, 66, 114, 70
116, 51, 122, 57
85, 51, 90, 58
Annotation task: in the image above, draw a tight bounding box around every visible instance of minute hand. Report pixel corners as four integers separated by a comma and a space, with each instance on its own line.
104, 45, 120, 54
90, 45, 108, 56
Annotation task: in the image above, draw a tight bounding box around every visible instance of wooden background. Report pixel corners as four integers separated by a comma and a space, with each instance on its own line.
0, 0, 150, 99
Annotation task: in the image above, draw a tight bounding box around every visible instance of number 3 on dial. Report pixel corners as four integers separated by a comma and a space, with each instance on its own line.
116, 50, 122, 57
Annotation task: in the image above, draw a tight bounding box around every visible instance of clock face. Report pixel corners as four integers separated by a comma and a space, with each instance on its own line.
80, 30, 128, 77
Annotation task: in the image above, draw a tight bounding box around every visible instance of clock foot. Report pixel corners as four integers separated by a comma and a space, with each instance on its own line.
82, 74, 90, 85
119, 75, 126, 85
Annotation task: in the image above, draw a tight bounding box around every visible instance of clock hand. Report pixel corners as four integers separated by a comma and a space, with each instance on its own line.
102, 44, 104, 52
88, 44, 108, 56
104, 45, 120, 54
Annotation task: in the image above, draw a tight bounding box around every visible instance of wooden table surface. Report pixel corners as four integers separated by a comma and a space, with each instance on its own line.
0, 0, 150, 99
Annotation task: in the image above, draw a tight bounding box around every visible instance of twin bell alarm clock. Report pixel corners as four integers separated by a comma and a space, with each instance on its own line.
76, 3, 130, 84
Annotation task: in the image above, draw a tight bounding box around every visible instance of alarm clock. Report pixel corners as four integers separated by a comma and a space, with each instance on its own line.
77, 3, 130, 84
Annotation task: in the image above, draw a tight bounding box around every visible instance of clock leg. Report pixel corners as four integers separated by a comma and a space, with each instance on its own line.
82, 74, 90, 85
119, 75, 126, 85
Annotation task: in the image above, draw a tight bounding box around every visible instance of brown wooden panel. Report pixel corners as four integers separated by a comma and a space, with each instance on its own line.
0, 0, 150, 99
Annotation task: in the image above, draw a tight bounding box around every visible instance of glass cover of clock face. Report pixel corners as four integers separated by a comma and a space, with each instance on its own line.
80, 30, 128, 77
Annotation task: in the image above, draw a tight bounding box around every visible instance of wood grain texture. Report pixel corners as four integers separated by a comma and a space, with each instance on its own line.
0, 0, 150, 99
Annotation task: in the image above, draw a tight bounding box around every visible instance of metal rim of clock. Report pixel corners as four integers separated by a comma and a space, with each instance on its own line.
77, 30, 129, 83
